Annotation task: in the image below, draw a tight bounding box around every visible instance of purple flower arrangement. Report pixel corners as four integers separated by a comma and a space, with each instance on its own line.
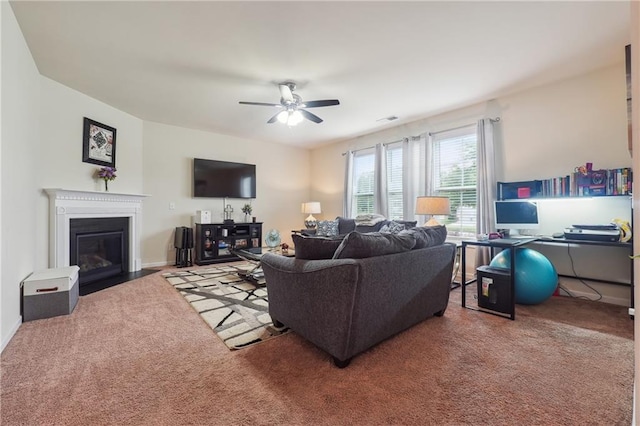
97, 166, 117, 181
96, 166, 116, 191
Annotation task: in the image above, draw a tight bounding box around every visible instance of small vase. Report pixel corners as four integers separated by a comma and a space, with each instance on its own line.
244, 214, 249, 223
104, 180, 109, 192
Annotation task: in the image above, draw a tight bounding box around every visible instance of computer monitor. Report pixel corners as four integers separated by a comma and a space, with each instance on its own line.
494, 200, 539, 230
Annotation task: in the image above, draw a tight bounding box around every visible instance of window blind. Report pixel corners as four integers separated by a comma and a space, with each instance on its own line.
431, 126, 477, 237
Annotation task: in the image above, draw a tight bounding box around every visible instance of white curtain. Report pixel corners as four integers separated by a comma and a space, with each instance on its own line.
342, 150, 354, 218
424, 133, 435, 196
374, 143, 388, 216
402, 136, 426, 222
476, 118, 497, 266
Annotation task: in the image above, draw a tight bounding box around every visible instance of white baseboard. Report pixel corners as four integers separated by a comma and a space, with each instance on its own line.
1, 316, 22, 353
142, 261, 170, 268
557, 288, 629, 307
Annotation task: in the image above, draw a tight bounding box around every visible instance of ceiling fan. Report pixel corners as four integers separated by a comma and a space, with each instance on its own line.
239, 82, 340, 126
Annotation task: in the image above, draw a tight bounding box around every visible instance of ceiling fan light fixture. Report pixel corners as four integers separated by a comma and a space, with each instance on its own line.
289, 110, 303, 126
277, 110, 289, 124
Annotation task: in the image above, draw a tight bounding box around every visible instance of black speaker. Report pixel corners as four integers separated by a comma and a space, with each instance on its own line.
174, 226, 193, 268
174, 227, 193, 249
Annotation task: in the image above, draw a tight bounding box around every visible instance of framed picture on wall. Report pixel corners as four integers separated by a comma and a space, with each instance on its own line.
82, 117, 117, 167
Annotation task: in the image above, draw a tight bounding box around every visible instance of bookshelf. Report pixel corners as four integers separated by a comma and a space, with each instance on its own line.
497, 168, 632, 200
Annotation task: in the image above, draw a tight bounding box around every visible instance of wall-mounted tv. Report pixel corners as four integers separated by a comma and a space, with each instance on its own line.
193, 158, 256, 199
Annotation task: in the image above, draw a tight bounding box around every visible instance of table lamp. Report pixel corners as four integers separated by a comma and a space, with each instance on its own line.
301, 201, 321, 229
415, 196, 450, 226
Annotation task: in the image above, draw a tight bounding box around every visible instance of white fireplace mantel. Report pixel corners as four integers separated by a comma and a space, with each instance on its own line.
45, 188, 150, 272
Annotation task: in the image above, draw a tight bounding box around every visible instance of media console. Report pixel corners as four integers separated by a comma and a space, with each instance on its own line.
195, 222, 262, 265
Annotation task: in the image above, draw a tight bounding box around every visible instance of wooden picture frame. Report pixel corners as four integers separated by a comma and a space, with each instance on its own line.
82, 117, 117, 167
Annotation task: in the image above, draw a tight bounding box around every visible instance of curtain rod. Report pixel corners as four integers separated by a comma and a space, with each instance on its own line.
341, 117, 501, 156
427, 117, 500, 137
341, 138, 410, 156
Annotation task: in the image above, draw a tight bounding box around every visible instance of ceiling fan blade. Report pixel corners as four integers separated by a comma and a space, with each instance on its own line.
300, 99, 340, 108
279, 84, 294, 103
267, 112, 281, 124
239, 101, 283, 107
299, 109, 323, 123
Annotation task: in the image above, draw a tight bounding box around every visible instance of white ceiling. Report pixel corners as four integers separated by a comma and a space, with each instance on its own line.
10, 1, 631, 149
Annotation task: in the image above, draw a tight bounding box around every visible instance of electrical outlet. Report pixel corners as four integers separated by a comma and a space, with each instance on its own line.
169, 202, 176, 210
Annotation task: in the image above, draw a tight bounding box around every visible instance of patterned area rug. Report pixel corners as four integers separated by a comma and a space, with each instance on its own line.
162, 263, 289, 350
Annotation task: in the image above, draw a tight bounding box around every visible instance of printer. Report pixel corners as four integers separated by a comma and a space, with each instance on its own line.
563, 224, 621, 242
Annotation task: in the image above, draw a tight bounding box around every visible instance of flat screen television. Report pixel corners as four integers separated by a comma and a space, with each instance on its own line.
494, 200, 539, 230
193, 158, 256, 199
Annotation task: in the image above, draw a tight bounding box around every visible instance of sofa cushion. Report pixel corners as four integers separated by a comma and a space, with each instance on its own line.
336, 217, 356, 234
399, 225, 447, 249
316, 220, 339, 237
333, 231, 417, 259
396, 220, 418, 229
379, 221, 406, 234
292, 234, 343, 260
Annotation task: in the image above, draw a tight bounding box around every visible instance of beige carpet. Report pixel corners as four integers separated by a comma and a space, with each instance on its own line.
1, 264, 633, 425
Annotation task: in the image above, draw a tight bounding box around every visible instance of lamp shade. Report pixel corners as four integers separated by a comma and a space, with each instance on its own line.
301, 201, 322, 214
415, 196, 450, 215
416, 196, 450, 227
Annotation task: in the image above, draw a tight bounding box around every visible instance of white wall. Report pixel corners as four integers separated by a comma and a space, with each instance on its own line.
497, 64, 629, 182
630, 3, 640, 421
35, 77, 145, 271
1, 2, 41, 350
141, 121, 310, 266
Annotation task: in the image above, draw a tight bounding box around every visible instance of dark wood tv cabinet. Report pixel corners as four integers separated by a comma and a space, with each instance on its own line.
195, 222, 262, 265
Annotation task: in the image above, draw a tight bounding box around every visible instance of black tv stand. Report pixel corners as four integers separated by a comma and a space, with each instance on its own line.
195, 222, 262, 265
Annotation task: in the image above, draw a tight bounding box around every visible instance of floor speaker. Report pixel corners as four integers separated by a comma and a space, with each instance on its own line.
174, 227, 193, 268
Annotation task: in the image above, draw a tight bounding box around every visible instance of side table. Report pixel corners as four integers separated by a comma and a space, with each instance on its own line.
461, 237, 537, 320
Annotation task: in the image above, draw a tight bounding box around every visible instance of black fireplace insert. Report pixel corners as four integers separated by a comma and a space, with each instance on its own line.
70, 217, 130, 287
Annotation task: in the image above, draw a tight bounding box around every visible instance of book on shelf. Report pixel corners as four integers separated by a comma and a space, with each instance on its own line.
498, 167, 632, 199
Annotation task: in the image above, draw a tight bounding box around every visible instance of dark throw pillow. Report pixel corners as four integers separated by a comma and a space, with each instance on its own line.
292, 234, 343, 260
336, 217, 356, 235
399, 225, 447, 249
396, 220, 418, 229
332, 231, 417, 259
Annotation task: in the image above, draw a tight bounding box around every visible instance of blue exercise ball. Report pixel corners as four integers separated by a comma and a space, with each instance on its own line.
489, 248, 558, 305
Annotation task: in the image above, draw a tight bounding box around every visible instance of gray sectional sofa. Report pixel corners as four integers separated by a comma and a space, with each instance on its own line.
261, 226, 455, 368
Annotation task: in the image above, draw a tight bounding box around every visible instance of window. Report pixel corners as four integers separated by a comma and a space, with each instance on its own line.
352, 149, 375, 216
349, 144, 406, 219
430, 127, 477, 238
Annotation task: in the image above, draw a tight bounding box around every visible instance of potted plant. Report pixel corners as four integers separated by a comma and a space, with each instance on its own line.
241, 203, 253, 222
